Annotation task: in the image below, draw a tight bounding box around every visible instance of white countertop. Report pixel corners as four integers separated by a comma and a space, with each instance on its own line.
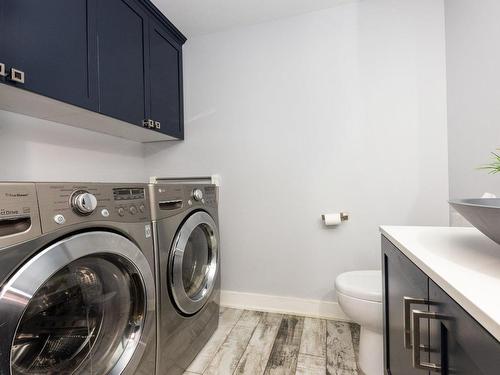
380, 226, 500, 341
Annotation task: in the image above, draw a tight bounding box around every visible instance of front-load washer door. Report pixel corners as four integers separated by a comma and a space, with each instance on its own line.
169, 211, 219, 315
0, 231, 155, 375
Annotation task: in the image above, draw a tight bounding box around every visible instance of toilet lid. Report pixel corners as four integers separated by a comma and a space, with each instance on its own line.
335, 270, 382, 302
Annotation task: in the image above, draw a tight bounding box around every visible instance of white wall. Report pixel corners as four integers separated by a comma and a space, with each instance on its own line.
0, 110, 146, 182
445, 0, 500, 203
145, 0, 449, 303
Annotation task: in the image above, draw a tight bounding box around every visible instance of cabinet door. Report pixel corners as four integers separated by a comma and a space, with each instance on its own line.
149, 18, 184, 138
429, 280, 500, 375
382, 236, 430, 375
97, 0, 150, 127
0, 0, 98, 110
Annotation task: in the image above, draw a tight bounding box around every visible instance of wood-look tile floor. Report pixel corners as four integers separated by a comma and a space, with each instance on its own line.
184, 308, 362, 375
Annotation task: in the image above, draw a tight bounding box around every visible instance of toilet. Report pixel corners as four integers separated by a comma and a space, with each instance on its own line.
335, 270, 383, 375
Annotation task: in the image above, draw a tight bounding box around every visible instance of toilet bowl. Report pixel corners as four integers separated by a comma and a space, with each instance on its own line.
335, 270, 383, 375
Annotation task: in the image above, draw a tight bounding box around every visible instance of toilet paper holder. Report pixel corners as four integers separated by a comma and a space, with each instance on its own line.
321, 212, 349, 225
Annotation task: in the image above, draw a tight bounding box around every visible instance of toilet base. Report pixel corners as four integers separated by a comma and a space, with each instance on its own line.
358, 326, 383, 375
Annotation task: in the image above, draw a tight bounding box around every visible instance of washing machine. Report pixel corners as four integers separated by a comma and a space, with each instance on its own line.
0, 182, 156, 375
149, 182, 220, 375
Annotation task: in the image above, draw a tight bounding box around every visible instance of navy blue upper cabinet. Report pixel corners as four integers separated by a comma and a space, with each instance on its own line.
97, 0, 186, 138
97, 0, 150, 127
0, 0, 186, 141
149, 18, 184, 139
0, 0, 99, 110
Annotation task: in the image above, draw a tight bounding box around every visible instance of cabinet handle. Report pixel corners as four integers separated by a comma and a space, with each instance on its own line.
411, 309, 448, 372
10, 68, 25, 83
0, 63, 6, 77
143, 119, 155, 129
403, 297, 429, 349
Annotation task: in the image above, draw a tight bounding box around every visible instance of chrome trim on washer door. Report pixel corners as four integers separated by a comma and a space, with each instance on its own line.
170, 211, 219, 315
0, 231, 155, 375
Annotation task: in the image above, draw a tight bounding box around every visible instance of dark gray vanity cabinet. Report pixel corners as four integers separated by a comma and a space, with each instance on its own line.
0, 0, 99, 110
382, 236, 430, 375
382, 235, 500, 375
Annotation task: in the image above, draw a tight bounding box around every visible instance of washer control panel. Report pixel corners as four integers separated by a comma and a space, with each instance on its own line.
113, 187, 146, 219
71, 191, 98, 215
36, 183, 150, 232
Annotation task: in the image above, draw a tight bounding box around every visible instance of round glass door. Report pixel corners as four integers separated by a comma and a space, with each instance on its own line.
170, 211, 219, 315
11, 255, 142, 374
0, 232, 155, 375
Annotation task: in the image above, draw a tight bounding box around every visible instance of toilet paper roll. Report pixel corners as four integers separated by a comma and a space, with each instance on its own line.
322, 213, 347, 226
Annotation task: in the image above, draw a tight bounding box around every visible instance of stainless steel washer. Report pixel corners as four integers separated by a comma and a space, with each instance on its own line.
149, 182, 220, 375
0, 182, 156, 375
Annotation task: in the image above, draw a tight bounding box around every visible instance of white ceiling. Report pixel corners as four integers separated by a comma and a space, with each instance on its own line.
152, 0, 350, 37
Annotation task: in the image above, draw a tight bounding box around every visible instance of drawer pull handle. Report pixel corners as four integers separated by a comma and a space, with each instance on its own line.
10, 68, 25, 83
411, 309, 448, 372
0, 63, 6, 77
403, 297, 429, 349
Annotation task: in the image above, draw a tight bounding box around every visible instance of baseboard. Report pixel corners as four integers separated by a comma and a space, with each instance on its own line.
220, 290, 351, 321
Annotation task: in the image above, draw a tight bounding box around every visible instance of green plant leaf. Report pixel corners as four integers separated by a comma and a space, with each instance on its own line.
478, 150, 500, 174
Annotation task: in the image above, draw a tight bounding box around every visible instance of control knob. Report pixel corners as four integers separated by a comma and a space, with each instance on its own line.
192, 188, 203, 201
72, 191, 98, 215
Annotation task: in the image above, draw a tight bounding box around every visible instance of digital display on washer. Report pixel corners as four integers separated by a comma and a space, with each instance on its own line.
113, 188, 145, 201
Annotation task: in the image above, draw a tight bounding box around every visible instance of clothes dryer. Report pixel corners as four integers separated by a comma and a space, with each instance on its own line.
149, 183, 220, 375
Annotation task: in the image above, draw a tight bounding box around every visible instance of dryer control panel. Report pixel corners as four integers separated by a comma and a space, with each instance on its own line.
148, 183, 218, 221
37, 183, 151, 233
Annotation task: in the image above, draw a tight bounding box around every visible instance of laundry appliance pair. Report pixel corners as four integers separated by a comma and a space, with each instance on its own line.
0, 180, 220, 375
